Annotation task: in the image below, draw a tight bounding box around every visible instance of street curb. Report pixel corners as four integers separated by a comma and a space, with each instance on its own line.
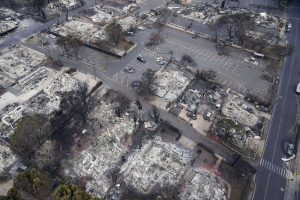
148, 17, 261, 56
27, 42, 107, 72
219, 140, 256, 160
126, 43, 137, 54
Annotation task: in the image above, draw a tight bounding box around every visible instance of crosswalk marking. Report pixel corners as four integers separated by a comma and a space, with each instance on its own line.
165, 38, 240, 73
279, 168, 283, 176
267, 161, 271, 169
260, 159, 288, 178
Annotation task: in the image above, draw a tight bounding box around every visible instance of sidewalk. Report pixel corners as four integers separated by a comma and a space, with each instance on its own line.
285, 175, 300, 199
24, 41, 237, 164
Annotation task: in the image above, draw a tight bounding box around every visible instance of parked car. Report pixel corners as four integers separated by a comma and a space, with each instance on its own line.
137, 55, 145, 63
126, 32, 135, 36
286, 23, 292, 32
296, 83, 300, 94
204, 111, 212, 121
284, 142, 295, 157
125, 107, 135, 116
124, 67, 136, 73
187, 111, 197, 120
155, 56, 163, 62
48, 34, 56, 39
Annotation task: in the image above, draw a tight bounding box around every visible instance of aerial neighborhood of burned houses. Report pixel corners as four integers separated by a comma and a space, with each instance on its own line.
0, 0, 298, 199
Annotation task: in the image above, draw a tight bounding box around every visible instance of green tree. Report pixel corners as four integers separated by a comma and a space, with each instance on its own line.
6, 187, 20, 200
10, 115, 51, 162
14, 168, 52, 199
52, 184, 99, 200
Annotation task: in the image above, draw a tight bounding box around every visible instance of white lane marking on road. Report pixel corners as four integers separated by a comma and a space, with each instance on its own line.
215, 56, 222, 62
260, 159, 288, 178
277, 166, 282, 174
214, 58, 223, 65
201, 50, 210, 57
217, 57, 226, 65
232, 64, 238, 72
227, 82, 232, 87
283, 170, 286, 178
222, 80, 228, 85
280, 168, 285, 176
216, 59, 223, 67
260, 159, 263, 165
256, 81, 269, 88
262, 160, 267, 167
280, 168, 284, 176
232, 69, 242, 76
261, 159, 265, 167
274, 165, 278, 173
267, 161, 271, 169
206, 51, 215, 58
256, 85, 267, 91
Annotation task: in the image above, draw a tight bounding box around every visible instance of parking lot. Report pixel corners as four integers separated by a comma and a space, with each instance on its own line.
30, 25, 272, 102
112, 48, 167, 87
155, 28, 271, 101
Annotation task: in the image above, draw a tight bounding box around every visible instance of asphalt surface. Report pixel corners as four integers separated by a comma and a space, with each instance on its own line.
155, 27, 271, 100
0, 0, 96, 50
24, 42, 236, 164
2, 1, 297, 198
4, 0, 238, 163
252, 1, 300, 200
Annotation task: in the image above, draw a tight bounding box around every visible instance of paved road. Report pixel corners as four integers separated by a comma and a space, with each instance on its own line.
112, 48, 165, 86
0, 0, 96, 50
25, 42, 237, 164
136, 0, 168, 14
252, 1, 300, 200
0, 0, 258, 183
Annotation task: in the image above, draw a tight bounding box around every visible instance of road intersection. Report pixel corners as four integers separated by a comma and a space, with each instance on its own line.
1, 0, 299, 198
252, 2, 300, 199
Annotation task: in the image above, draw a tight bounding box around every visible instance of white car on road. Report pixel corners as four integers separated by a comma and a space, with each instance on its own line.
296, 83, 300, 94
